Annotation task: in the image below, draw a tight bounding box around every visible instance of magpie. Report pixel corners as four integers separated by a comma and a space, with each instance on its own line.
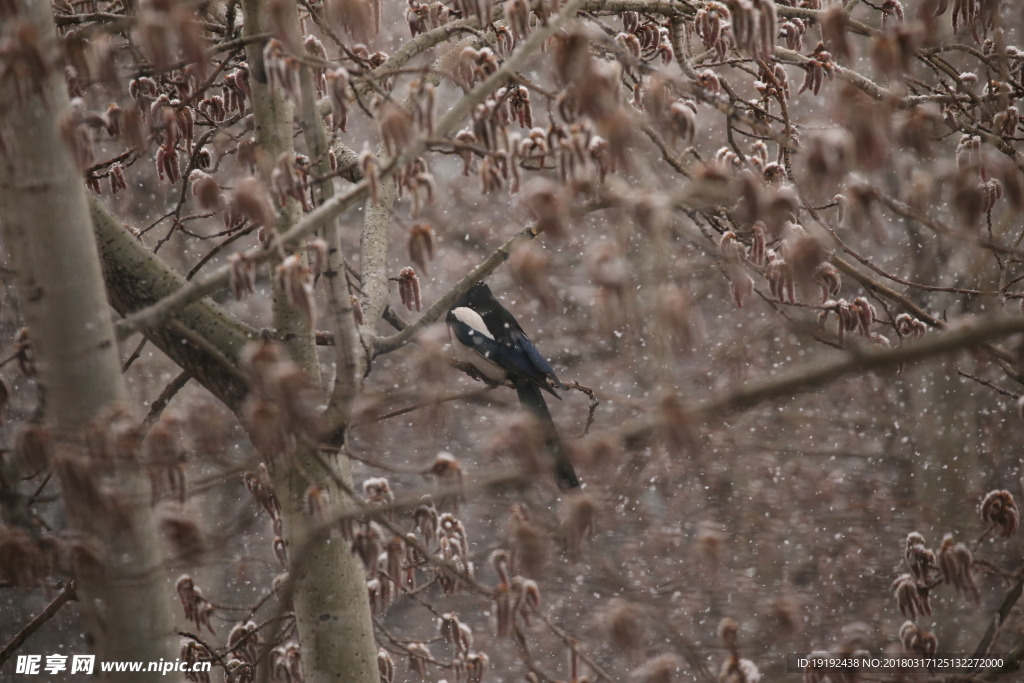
446, 282, 581, 491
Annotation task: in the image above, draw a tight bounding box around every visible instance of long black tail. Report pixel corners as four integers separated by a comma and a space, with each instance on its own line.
516, 381, 581, 491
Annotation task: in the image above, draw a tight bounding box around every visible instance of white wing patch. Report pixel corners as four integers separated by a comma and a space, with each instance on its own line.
452, 307, 494, 339
449, 320, 507, 382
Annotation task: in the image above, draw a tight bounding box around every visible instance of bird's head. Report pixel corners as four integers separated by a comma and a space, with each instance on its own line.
461, 281, 496, 306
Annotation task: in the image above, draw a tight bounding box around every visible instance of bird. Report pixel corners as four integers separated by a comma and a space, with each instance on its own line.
446, 281, 581, 491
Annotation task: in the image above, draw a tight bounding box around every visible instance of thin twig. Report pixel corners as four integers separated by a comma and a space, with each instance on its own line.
178, 630, 230, 670
121, 337, 149, 373
141, 370, 192, 433
564, 381, 600, 437
956, 366, 1020, 400
0, 581, 77, 668
354, 387, 496, 425
26, 472, 52, 507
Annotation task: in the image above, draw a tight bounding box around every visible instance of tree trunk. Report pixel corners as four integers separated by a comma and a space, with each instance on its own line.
242, 3, 379, 681
0, 1, 176, 677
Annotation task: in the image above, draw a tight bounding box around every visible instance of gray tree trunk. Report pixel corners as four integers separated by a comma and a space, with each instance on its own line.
242, 3, 379, 681
0, 0, 177, 678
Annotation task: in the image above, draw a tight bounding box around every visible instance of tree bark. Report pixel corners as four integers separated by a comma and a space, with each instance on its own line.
90, 197, 256, 411
241, 3, 379, 682
0, 1, 176, 677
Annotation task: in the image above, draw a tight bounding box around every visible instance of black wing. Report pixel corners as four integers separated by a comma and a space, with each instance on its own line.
480, 306, 564, 399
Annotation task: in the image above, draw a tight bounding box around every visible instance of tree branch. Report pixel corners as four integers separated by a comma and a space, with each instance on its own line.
974, 576, 1024, 659
619, 315, 1024, 445
111, 181, 368, 340
374, 224, 541, 355
0, 581, 77, 668
91, 196, 256, 410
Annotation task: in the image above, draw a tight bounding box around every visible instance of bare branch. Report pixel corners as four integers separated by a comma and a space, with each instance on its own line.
0, 581, 77, 668
620, 315, 1024, 445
